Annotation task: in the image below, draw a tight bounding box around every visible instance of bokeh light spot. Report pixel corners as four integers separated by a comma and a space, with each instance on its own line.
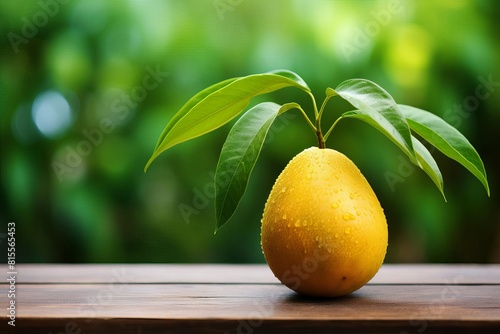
384, 24, 433, 87
32, 90, 73, 138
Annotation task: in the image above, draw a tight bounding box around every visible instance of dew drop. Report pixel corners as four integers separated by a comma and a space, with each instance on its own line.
281, 187, 287, 193
343, 212, 355, 221
356, 211, 361, 216
303, 220, 308, 226
349, 193, 355, 200
282, 214, 287, 219
344, 227, 351, 235
331, 202, 339, 209
294, 220, 301, 227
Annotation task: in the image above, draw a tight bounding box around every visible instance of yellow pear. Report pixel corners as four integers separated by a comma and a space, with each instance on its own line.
261, 147, 388, 297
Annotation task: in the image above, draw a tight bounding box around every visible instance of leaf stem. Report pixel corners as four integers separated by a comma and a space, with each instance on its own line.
308, 91, 319, 119
318, 95, 333, 122
306, 91, 327, 149
316, 95, 334, 149
323, 116, 343, 143
316, 130, 326, 148
296, 106, 317, 133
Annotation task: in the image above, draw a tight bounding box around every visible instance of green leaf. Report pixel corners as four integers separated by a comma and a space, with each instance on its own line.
214, 102, 299, 232
411, 136, 446, 200
268, 69, 310, 90
152, 77, 238, 154
325, 87, 337, 97
339, 108, 418, 164
332, 79, 416, 162
399, 104, 490, 196
145, 71, 310, 171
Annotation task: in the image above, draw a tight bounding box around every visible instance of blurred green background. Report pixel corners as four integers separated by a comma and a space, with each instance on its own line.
1, 0, 499, 264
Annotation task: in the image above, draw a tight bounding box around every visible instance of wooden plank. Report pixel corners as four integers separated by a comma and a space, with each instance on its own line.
6, 318, 500, 334
1, 264, 499, 333
4, 284, 500, 321
371, 264, 500, 285
5, 263, 500, 284
6, 319, 500, 334
1, 283, 500, 333
10, 264, 276, 284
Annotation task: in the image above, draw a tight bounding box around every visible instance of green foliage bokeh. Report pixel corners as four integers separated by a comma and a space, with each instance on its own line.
1, 0, 499, 263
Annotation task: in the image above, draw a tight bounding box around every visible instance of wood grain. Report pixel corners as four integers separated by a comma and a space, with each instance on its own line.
9, 263, 500, 284
1, 264, 499, 333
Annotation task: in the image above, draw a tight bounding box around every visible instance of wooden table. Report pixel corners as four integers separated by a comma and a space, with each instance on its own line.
1, 264, 499, 333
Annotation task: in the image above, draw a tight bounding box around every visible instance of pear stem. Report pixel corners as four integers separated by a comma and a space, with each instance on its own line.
306, 91, 326, 149
317, 130, 326, 148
